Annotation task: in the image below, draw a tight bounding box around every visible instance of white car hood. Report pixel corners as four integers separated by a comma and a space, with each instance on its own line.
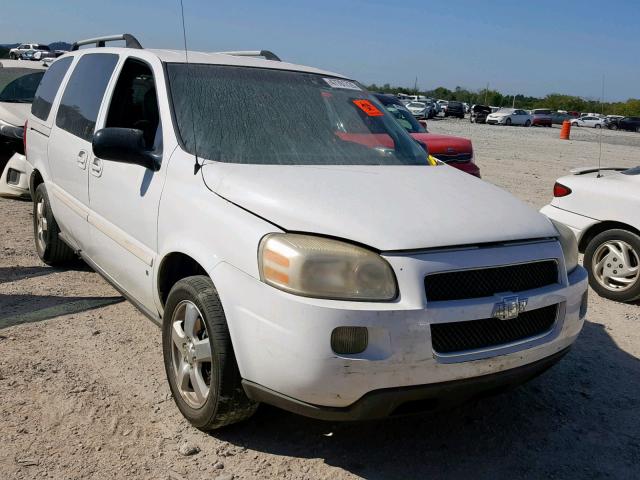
0, 102, 30, 127
202, 163, 557, 251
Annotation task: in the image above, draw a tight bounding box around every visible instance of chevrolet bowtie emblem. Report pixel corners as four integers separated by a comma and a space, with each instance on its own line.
492, 296, 528, 321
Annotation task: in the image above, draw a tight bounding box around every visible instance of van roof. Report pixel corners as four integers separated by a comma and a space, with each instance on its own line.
64, 46, 346, 80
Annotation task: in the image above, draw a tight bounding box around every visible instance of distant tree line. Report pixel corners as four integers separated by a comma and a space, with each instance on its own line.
367, 83, 640, 116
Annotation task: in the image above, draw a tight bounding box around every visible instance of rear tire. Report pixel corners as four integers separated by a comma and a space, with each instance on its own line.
595, 124, 601, 129
610, 124, 618, 130
584, 229, 640, 302
162, 275, 257, 431
33, 184, 75, 266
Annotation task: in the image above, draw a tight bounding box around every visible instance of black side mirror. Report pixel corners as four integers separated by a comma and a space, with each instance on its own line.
93, 128, 159, 171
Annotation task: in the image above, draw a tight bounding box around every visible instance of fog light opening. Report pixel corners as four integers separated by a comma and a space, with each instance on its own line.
331, 327, 368, 355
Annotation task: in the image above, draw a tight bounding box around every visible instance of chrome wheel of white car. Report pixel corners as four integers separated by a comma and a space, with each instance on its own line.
170, 300, 212, 409
592, 240, 639, 292
35, 198, 48, 253
32, 184, 75, 266
585, 229, 640, 302
162, 276, 257, 430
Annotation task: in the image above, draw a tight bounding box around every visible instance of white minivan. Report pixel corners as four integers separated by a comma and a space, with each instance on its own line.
27, 34, 588, 430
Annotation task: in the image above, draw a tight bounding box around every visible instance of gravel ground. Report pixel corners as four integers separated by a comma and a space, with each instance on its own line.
1, 119, 639, 479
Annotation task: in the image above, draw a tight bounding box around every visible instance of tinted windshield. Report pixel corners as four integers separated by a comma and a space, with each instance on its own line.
0, 69, 44, 102
533, 109, 551, 114
407, 102, 425, 108
383, 103, 426, 133
167, 64, 427, 165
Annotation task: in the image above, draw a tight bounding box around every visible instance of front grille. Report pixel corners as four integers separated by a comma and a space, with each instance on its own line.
431, 304, 558, 354
434, 152, 472, 163
425, 260, 558, 302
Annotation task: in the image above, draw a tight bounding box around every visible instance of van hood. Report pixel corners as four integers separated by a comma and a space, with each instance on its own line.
201, 163, 557, 251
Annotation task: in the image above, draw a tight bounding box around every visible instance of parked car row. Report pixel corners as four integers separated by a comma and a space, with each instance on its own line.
5, 33, 589, 431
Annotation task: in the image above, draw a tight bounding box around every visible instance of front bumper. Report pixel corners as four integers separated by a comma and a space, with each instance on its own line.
0, 152, 31, 199
213, 240, 588, 413
243, 346, 571, 420
486, 117, 506, 125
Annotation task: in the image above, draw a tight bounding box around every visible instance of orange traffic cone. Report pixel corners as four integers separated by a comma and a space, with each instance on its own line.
560, 120, 571, 140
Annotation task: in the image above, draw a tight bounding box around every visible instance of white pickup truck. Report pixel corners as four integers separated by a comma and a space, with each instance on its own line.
26, 34, 588, 430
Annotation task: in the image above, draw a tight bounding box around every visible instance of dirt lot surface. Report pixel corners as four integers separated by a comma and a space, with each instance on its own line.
1, 120, 639, 479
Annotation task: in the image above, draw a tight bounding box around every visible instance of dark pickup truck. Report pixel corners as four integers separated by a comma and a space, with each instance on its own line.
608, 116, 640, 132
444, 101, 465, 119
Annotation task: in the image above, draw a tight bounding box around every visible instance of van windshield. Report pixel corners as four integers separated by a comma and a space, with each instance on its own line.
166, 64, 428, 165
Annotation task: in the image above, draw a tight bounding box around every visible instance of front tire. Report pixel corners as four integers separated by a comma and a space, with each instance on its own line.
595, 124, 601, 129
505, 118, 512, 126
33, 184, 75, 266
584, 229, 640, 302
524, 120, 531, 127
162, 276, 257, 431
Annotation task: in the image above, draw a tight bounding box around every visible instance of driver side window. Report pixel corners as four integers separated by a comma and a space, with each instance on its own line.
105, 58, 161, 151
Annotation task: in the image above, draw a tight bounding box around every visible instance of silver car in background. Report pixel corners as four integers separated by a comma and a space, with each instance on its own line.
486, 108, 533, 126
406, 101, 433, 119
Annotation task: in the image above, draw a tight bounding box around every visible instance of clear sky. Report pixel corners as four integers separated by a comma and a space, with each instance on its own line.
1, 0, 638, 100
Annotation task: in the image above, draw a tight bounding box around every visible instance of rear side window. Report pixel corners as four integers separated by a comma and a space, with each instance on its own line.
56, 53, 118, 142
31, 57, 73, 121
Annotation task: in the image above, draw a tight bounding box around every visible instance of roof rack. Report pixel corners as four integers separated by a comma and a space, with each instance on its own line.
216, 50, 281, 61
71, 33, 143, 51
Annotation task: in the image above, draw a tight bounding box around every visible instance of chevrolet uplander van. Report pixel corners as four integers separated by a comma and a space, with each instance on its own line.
26, 34, 588, 430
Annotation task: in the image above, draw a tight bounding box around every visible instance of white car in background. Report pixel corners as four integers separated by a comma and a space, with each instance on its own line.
9, 43, 51, 60
405, 101, 431, 119
486, 108, 532, 126
541, 166, 640, 302
0, 60, 46, 198
571, 115, 606, 128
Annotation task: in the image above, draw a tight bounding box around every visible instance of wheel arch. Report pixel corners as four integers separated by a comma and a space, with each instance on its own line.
578, 221, 640, 253
157, 252, 209, 308
29, 168, 44, 198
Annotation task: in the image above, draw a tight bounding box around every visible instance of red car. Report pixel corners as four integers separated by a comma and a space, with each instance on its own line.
530, 109, 553, 127
374, 94, 480, 177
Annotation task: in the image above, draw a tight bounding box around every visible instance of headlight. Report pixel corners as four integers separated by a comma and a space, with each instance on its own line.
550, 220, 579, 273
258, 233, 397, 301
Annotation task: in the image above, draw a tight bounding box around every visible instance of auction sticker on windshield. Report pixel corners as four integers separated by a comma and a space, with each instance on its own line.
323, 78, 361, 90
353, 99, 383, 117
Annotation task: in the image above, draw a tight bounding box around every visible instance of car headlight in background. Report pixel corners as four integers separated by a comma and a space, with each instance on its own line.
550, 220, 579, 273
259, 233, 397, 301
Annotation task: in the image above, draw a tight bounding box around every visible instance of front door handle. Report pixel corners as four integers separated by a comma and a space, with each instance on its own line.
90, 158, 103, 177
77, 150, 87, 170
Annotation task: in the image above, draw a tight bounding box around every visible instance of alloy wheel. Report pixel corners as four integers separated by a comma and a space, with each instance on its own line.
170, 300, 213, 409
592, 240, 640, 292
35, 198, 48, 253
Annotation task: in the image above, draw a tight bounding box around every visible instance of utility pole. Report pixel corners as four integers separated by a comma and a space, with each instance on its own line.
512, 95, 516, 108
484, 82, 489, 105
414, 76, 418, 95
